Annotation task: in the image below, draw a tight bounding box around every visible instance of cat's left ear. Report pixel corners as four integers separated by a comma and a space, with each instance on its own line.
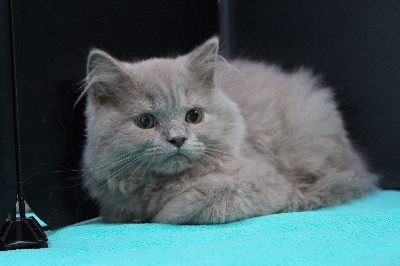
186, 37, 219, 86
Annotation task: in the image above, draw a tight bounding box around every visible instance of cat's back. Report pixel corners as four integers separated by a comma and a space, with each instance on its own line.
216, 60, 365, 175
216, 60, 336, 124
215, 60, 342, 137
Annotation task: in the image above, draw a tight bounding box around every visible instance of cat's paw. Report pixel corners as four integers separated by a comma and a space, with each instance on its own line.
152, 188, 207, 224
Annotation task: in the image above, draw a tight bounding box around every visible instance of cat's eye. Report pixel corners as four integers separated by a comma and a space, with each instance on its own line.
136, 114, 155, 129
185, 109, 203, 124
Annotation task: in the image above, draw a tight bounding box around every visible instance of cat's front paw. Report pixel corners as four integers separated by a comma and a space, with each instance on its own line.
152, 188, 207, 224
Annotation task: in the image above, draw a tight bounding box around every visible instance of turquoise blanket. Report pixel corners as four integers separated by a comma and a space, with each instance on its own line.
1, 190, 399, 265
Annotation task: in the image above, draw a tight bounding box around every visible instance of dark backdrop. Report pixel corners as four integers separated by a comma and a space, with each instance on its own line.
220, 0, 400, 189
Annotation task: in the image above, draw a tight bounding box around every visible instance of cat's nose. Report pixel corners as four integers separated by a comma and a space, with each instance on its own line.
168, 137, 187, 148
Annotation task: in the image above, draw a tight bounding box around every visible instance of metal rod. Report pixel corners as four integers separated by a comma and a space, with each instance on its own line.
17, 190, 25, 218
9, 0, 25, 219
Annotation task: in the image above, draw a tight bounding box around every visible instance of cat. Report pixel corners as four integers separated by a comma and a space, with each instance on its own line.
81, 37, 378, 224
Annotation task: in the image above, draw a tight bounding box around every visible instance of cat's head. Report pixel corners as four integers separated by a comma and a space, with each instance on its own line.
83, 37, 245, 177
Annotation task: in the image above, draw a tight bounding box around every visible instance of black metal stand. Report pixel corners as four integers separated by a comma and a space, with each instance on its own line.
0, 216, 48, 250
0, 152, 48, 251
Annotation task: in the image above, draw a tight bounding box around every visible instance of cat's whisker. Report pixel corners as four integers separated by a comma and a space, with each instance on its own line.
97, 155, 136, 173
201, 152, 218, 163
204, 143, 228, 146
108, 155, 146, 180
204, 145, 232, 153
88, 155, 132, 173
132, 159, 153, 189
92, 145, 151, 174
126, 156, 150, 182
204, 147, 233, 156
132, 157, 152, 176
198, 156, 213, 167
204, 143, 230, 148
140, 156, 156, 184
94, 150, 140, 171
102, 146, 147, 163
23, 170, 80, 183
95, 155, 147, 194
49, 176, 86, 200
205, 148, 233, 157
22, 163, 86, 184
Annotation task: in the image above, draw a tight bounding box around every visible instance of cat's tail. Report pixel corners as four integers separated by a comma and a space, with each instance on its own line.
284, 170, 380, 212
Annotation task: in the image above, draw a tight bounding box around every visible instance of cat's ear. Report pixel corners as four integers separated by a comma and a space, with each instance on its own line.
85, 49, 130, 106
186, 37, 219, 86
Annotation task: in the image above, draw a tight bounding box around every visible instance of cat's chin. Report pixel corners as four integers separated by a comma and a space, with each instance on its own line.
152, 153, 194, 175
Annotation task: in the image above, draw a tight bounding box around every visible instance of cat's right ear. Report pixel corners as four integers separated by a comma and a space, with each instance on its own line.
84, 49, 129, 106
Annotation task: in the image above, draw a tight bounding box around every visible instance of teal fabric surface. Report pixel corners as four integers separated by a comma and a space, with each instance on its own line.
1, 190, 399, 265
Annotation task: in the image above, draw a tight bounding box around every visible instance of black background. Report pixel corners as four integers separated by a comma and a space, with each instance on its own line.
220, 0, 400, 189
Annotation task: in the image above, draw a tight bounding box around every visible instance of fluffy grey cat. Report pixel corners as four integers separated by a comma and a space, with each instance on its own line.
82, 37, 378, 224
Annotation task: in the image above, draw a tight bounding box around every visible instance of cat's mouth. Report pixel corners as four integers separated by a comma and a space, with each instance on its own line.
152, 149, 196, 175
167, 149, 190, 161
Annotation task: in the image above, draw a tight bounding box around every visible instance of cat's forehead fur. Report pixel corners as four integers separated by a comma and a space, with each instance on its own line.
116, 57, 212, 118
123, 57, 187, 81
123, 58, 188, 105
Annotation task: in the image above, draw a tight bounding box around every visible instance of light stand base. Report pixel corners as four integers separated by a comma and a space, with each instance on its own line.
0, 216, 48, 250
